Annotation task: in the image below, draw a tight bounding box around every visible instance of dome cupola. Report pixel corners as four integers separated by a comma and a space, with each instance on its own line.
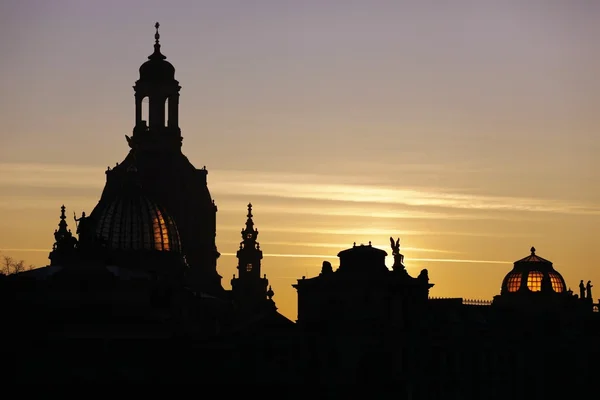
500, 247, 567, 295
138, 22, 176, 82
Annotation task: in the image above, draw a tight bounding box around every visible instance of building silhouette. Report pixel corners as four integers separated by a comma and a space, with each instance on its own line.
294, 240, 432, 328
92, 22, 222, 295
231, 203, 276, 314
2, 24, 599, 396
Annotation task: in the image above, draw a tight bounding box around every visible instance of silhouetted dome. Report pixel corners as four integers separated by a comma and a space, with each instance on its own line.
138, 23, 175, 82
501, 247, 566, 294
337, 242, 389, 274
139, 58, 175, 82
93, 174, 181, 253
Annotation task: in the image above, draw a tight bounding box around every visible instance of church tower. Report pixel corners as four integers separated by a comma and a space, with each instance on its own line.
48, 205, 77, 266
231, 204, 273, 312
131, 22, 181, 152
88, 23, 222, 295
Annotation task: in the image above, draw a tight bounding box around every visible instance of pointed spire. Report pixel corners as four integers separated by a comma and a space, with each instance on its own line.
54, 205, 71, 243
50, 205, 77, 266
240, 202, 259, 249
57, 205, 69, 234
148, 22, 166, 60
245, 202, 254, 230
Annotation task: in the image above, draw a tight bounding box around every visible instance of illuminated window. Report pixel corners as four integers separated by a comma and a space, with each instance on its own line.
527, 271, 543, 292
246, 263, 253, 272
548, 272, 565, 293
246, 233, 252, 239
506, 273, 522, 292
153, 208, 168, 251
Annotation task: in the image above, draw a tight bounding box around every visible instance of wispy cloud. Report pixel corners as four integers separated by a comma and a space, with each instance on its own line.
0, 248, 50, 253
213, 179, 600, 216
221, 252, 337, 259
222, 252, 511, 265
263, 241, 459, 254
3, 248, 511, 267
0, 163, 105, 189
215, 201, 505, 221
0, 196, 99, 210
408, 258, 511, 265
218, 224, 537, 238
1, 163, 597, 217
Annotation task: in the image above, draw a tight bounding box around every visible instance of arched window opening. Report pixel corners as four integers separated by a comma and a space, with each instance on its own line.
141, 97, 149, 128
548, 272, 565, 293
164, 97, 169, 127
506, 273, 521, 292
527, 271, 543, 292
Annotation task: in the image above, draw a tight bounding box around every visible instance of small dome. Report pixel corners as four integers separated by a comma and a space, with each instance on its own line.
92, 174, 181, 253
337, 242, 389, 274
138, 22, 176, 82
139, 58, 175, 82
501, 247, 567, 294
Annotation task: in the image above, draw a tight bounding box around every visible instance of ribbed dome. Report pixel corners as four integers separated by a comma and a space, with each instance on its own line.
501, 247, 567, 294
93, 175, 181, 253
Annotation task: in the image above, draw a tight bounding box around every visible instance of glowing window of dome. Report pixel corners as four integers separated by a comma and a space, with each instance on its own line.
152, 208, 170, 251
506, 273, 522, 292
246, 263, 253, 272
548, 272, 565, 293
527, 271, 543, 292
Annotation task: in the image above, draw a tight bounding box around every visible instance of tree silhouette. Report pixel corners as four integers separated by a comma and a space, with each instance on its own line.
0, 252, 34, 275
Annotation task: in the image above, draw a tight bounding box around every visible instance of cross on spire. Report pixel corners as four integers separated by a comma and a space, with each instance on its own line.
148, 22, 166, 60
154, 22, 160, 43
240, 202, 259, 248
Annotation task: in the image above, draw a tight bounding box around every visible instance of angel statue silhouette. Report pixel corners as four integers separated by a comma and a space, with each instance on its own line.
390, 237, 400, 255
390, 237, 405, 271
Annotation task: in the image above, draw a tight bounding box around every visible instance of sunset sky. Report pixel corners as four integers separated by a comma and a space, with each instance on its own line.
1, 1, 599, 320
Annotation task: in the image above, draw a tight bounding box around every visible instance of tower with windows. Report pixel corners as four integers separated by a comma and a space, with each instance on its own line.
86, 23, 222, 295
130, 22, 182, 152
231, 204, 273, 312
